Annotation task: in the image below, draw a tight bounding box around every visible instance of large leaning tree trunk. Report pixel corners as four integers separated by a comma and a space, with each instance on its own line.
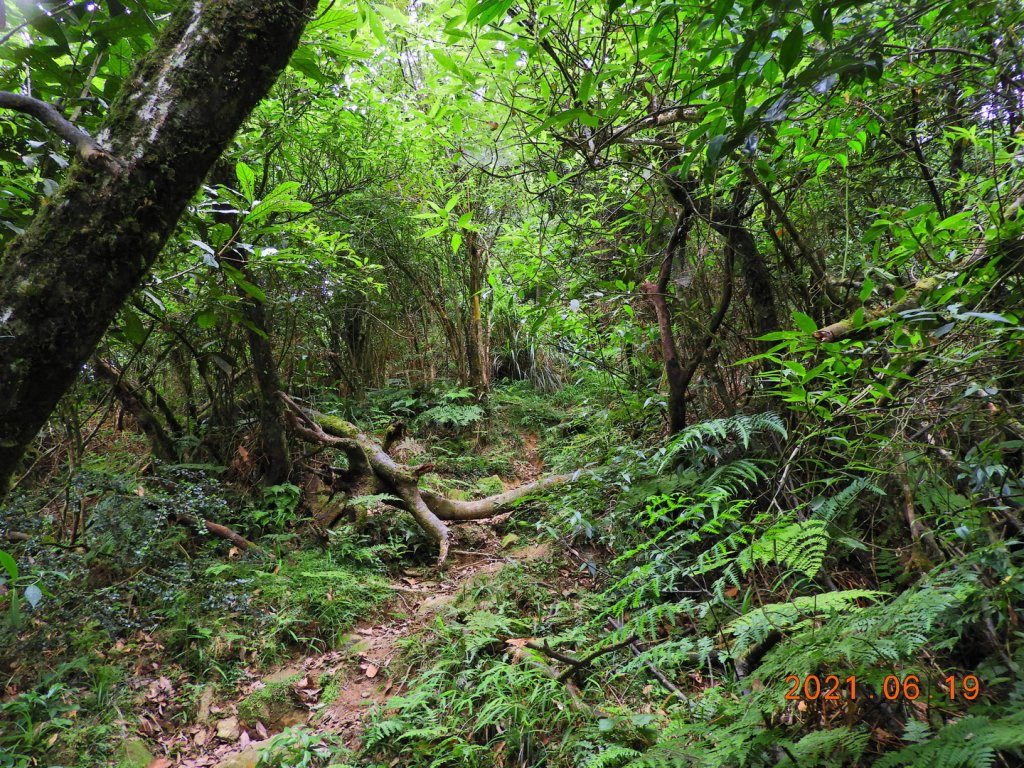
278, 393, 580, 564
0, 0, 317, 494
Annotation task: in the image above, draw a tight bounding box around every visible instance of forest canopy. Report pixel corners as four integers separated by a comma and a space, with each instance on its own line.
1, 0, 1023, 766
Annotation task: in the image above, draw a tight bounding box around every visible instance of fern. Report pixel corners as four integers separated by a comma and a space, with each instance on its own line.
777, 727, 870, 767
746, 519, 831, 578
415, 403, 484, 428
659, 412, 787, 471
809, 476, 883, 523
725, 589, 886, 660
874, 712, 1024, 768
588, 746, 642, 768
346, 492, 401, 508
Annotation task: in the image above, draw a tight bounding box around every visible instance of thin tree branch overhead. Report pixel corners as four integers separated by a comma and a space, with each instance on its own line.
0, 91, 121, 171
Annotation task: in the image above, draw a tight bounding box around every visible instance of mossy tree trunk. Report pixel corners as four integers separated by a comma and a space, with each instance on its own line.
0, 0, 317, 494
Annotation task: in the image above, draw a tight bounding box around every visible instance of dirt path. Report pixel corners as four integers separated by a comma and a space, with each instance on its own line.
148, 538, 502, 768
154, 436, 547, 768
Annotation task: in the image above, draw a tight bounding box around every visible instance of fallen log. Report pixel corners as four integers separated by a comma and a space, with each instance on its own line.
813, 277, 939, 343
277, 392, 582, 563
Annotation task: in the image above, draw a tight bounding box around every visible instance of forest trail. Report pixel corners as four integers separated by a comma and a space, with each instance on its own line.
156, 436, 551, 768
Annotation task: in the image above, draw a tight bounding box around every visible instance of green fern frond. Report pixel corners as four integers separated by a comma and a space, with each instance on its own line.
659, 412, 787, 470
874, 712, 1024, 768
748, 519, 830, 577
778, 727, 870, 767
588, 746, 643, 768
810, 476, 883, 523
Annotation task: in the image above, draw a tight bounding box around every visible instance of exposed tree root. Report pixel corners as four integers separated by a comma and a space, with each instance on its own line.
277, 392, 581, 564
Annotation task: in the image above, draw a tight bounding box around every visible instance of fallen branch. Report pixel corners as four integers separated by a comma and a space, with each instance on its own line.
277, 391, 585, 564
168, 512, 260, 552
813, 277, 938, 343
608, 618, 689, 702
526, 635, 638, 683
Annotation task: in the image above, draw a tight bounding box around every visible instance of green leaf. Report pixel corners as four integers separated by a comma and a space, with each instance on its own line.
467, 0, 515, 26
376, 5, 409, 26
792, 311, 818, 333
706, 134, 727, 171
451, 232, 463, 252
431, 49, 462, 77
0, 550, 17, 581
579, 72, 594, 103
365, 5, 387, 44
123, 309, 147, 346
236, 162, 256, 203
196, 311, 217, 329
811, 4, 833, 42
780, 25, 804, 74
289, 45, 328, 84
222, 265, 267, 303
858, 278, 875, 302
248, 182, 312, 226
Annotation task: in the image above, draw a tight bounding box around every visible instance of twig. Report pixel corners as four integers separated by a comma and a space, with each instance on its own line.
608, 618, 688, 702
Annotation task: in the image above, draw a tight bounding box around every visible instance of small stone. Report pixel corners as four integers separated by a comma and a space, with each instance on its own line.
216, 716, 241, 741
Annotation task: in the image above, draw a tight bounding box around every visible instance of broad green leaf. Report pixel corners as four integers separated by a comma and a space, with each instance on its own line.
811, 4, 833, 42
705, 134, 727, 171
123, 309, 147, 346
780, 25, 804, 74
0, 550, 17, 581
236, 162, 256, 203
792, 311, 818, 333
376, 5, 409, 26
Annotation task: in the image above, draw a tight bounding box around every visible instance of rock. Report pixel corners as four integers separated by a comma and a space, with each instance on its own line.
510, 542, 551, 561
196, 684, 216, 724
211, 740, 270, 768
415, 592, 457, 616
216, 716, 241, 741
476, 475, 505, 496
339, 633, 372, 654
237, 673, 303, 727
264, 665, 305, 684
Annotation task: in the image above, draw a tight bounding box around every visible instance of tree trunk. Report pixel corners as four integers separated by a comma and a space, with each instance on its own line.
464, 229, 491, 395
211, 165, 291, 485
641, 213, 692, 434
709, 188, 780, 344
0, 0, 316, 494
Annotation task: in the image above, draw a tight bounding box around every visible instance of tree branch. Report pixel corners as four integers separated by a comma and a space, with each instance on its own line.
0, 91, 121, 171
